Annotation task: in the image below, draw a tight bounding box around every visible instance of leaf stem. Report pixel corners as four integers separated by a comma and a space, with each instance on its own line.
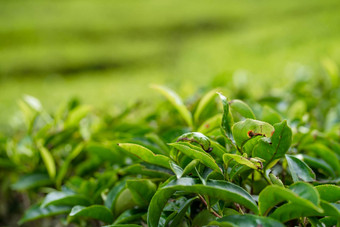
198, 195, 222, 218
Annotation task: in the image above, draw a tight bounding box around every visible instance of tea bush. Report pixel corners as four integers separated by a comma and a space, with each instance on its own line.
1, 64, 340, 226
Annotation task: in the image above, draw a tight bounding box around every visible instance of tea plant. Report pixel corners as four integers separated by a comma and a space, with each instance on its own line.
1, 64, 340, 226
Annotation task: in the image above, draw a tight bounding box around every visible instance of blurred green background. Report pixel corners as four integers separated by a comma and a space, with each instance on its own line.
1, 0, 340, 130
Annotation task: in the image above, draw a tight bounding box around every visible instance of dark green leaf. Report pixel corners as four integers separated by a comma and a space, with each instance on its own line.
41, 191, 91, 208
147, 177, 259, 227
12, 173, 52, 190
19, 204, 71, 225
210, 214, 285, 227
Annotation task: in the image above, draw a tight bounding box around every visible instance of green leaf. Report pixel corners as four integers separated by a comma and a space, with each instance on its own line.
147, 177, 259, 227
64, 105, 91, 128
112, 209, 145, 225
230, 99, 256, 119
210, 141, 227, 160
181, 159, 200, 177
285, 155, 315, 182
169, 161, 184, 179
253, 120, 292, 165
19, 204, 71, 225
302, 155, 335, 178
169, 142, 221, 173
177, 132, 212, 152
169, 159, 200, 179
303, 143, 340, 175
194, 89, 219, 124
114, 189, 136, 216
259, 182, 322, 216
232, 119, 274, 148
217, 93, 233, 138
210, 214, 285, 227
119, 164, 171, 179
37, 140, 56, 179
168, 196, 198, 227
197, 114, 222, 134
223, 153, 262, 170
151, 85, 193, 128
262, 105, 282, 125
269, 173, 284, 187
269, 203, 320, 223
191, 209, 216, 227
316, 185, 340, 202
118, 143, 171, 169
41, 191, 91, 208
69, 205, 114, 224
126, 179, 157, 207
105, 181, 126, 212
56, 142, 85, 188
104, 225, 142, 227
11, 173, 52, 190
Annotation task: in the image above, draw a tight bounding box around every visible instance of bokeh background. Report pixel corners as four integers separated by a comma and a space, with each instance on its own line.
1, 0, 340, 130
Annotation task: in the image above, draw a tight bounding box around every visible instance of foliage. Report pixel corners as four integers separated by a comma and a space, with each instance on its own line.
1, 63, 340, 226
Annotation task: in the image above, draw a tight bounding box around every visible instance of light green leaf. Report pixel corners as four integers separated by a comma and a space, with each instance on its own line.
151, 85, 193, 128
253, 120, 292, 165
269, 173, 284, 187
177, 132, 212, 152
217, 93, 233, 138
169, 161, 184, 179
69, 205, 114, 224
232, 119, 274, 148
126, 179, 157, 207
210, 214, 285, 227
262, 105, 282, 125
230, 99, 256, 119
105, 181, 126, 212
64, 105, 91, 128
56, 142, 85, 188
37, 140, 56, 179
118, 143, 171, 169
169, 142, 221, 173
197, 114, 222, 134
147, 177, 259, 227
286, 155, 315, 182
316, 184, 340, 202
194, 89, 219, 124
223, 153, 262, 170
